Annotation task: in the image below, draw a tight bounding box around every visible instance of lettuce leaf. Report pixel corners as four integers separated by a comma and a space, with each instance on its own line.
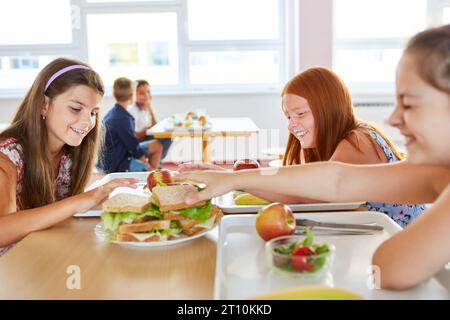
178, 200, 212, 223
101, 206, 164, 233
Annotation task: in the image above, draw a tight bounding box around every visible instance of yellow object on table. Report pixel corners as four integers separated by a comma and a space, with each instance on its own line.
234, 192, 271, 205
249, 285, 363, 300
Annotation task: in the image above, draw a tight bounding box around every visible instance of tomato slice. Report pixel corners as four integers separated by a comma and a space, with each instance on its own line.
292, 246, 317, 271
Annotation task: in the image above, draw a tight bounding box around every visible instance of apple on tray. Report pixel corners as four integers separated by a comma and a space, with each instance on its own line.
233, 158, 260, 171
255, 202, 295, 241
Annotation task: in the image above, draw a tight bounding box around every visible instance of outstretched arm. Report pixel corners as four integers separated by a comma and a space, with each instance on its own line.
175, 161, 450, 205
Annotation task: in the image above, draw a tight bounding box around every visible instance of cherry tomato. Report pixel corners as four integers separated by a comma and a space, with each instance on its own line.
292, 246, 316, 271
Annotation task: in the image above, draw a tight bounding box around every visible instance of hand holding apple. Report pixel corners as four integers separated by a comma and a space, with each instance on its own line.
255, 202, 295, 241
147, 169, 174, 191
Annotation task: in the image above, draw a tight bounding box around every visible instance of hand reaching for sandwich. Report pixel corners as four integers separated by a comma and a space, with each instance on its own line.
80, 178, 139, 212
174, 171, 234, 205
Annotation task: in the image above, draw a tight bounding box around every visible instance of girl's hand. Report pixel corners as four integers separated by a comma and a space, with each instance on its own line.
173, 171, 234, 204
80, 178, 139, 212
178, 162, 225, 172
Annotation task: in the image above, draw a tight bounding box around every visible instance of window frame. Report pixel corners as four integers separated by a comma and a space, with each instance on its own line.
332, 0, 449, 97
0, 0, 294, 97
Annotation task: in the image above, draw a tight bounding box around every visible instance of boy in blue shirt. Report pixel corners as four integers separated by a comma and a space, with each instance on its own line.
99, 77, 163, 173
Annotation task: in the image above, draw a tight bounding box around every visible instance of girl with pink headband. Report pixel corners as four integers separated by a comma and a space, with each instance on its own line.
0, 58, 136, 256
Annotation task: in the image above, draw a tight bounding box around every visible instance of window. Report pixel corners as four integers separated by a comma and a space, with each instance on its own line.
189, 51, 279, 85
0, 56, 60, 90
0, 0, 73, 95
87, 12, 179, 86
0, 0, 72, 45
444, 6, 450, 23
187, 0, 279, 40
0, 0, 289, 96
332, 0, 450, 95
185, 0, 283, 88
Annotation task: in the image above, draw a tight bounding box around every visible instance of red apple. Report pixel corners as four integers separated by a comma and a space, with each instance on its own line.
147, 169, 174, 191
255, 202, 295, 241
233, 158, 260, 171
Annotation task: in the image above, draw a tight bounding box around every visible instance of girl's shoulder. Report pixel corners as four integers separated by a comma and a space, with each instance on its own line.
332, 129, 387, 164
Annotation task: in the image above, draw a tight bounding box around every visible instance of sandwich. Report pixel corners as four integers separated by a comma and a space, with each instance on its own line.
101, 193, 182, 242
151, 184, 223, 236
100, 184, 223, 242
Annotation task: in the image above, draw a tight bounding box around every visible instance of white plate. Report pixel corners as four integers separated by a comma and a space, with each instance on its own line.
212, 192, 365, 213
95, 222, 216, 247
214, 212, 449, 300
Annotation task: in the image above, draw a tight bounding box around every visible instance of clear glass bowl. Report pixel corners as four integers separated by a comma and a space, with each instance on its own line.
265, 235, 335, 278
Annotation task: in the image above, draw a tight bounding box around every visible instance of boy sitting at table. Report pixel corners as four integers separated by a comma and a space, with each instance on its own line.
127, 79, 172, 163
99, 77, 163, 173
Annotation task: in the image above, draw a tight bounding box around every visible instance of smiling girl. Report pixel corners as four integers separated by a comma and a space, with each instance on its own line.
0, 58, 136, 256
180, 67, 425, 227
175, 25, 450, 289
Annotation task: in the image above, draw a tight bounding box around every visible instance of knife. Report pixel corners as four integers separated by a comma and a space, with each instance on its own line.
294, 229, 374, 236
296, 218, 384, 231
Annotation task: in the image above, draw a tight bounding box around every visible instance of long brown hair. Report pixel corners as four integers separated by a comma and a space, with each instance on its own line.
404, 24, 450, 95
282, 67, 404, 165
0, 58, 104, 209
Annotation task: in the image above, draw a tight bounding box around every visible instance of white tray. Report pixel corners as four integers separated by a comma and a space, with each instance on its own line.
214, 212, 449, 300
212, 192, 364, 213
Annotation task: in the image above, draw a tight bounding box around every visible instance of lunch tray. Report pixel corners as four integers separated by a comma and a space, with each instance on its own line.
213, 212, 449, 300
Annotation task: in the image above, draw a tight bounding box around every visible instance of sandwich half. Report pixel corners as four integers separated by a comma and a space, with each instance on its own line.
151, 184, 223, 236
101, 193, 182, 242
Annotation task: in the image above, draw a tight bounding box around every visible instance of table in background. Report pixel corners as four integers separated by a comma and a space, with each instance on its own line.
147, 117, 259, 163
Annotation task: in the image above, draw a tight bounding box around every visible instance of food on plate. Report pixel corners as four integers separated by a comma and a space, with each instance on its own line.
234, 192, 271, 205
101, 184, 223, 242
101, 193, 177, 242
248, 285, 361, 300
185, 111, 198, 120
266, 229, 334, 275
152, 184, 223, 236
255, 202, 295, 241
146, 169, 174, 191
233, 158, 260, 171
168, 111, 210, 129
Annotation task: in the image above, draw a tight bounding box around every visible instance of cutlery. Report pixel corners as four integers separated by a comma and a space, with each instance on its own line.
294, 228, 374, 236
296, 218, 384, 231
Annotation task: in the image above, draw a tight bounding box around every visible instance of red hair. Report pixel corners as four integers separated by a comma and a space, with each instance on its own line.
281, 67, 403, 165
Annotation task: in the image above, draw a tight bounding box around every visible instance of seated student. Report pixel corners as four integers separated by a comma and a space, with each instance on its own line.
99, 77, 162, 173
127, 80, 172, 163
175, 25, 450, 290
0, 58, 136, 256
180, 67, 425, 227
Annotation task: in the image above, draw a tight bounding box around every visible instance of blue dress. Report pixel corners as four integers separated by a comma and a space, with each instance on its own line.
363, 131, 426, 227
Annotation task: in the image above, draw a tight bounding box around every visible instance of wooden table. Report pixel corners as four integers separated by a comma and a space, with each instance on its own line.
0, 218, 217, 299
147, 117, 259, 163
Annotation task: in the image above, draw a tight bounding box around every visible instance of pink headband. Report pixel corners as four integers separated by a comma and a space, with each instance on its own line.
44, 64, 91, 92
